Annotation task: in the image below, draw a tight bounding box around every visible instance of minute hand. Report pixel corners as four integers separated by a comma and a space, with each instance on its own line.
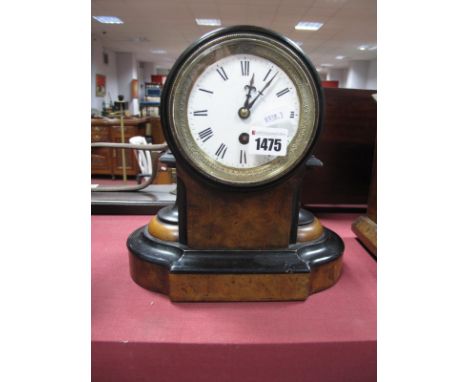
247, 72, 278, 110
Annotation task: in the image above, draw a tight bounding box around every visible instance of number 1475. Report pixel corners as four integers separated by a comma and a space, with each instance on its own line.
255, 138, 282, 152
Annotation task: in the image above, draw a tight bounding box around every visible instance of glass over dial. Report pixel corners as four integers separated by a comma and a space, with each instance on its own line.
187, 53, 300, 169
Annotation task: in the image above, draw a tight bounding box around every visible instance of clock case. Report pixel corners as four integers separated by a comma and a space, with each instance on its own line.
127, 26, 344, 301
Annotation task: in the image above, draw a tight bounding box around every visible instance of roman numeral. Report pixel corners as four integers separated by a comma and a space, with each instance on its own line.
276, 88, 290, 97
215, 143, 227, 159
241, 60, 250, 76
263, 68, 272, 81
199, 88, 213, 94
290, 111, 295, 118
198, 127, 213, 142
193, 110, 208, 116
216, 67, 228, 81
240, 150, 247, 164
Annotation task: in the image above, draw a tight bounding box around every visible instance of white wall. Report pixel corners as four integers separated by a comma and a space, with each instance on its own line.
341, 59, 377, 90
142, 62, 156, 83
366, 58, 377, 90
115, 52, 142, 114
136, 61, 156, 97
91, 38, 118, 111
344, 60, 370, 89
326, 68, 347, 86
116, 52, 137, 102
156, 67, 170, 75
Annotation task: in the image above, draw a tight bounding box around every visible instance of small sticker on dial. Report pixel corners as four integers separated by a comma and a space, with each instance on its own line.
248, 127, 288, 157
263, 111, 285, 126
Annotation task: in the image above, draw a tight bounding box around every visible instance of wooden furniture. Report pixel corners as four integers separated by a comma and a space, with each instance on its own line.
91, 117, 164, 178
352, 141, 377, 255
302, 88, 377, 207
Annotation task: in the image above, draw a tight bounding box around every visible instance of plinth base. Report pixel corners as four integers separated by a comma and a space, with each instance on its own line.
127, 226, 344, 302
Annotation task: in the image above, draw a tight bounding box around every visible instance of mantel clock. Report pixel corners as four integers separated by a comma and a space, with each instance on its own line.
127, 26, 344, 301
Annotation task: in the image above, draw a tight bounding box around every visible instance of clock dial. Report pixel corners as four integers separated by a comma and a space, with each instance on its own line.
163, 28, 322, 187
187, 54, 300, 169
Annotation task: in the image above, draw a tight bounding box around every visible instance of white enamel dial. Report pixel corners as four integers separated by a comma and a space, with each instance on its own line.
187, 53, 300, 169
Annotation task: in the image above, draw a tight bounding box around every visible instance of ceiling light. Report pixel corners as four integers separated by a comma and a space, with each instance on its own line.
335, 55, 345, 60
295, 22, 324, 31
358, 44, 377, 51
321, 63, 333, 67
151, 49, 167, 54
196, 18, 221, 26
93, 16, 124, 24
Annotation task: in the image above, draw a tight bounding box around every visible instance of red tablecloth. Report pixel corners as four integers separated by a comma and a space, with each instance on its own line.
92, 213, 376, 382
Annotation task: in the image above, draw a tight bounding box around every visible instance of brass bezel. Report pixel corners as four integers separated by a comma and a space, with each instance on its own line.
168, 32, 320, 187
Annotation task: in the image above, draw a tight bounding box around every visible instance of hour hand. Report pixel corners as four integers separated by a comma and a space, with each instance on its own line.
238, 74, 256, 119
243, 74, 256, 107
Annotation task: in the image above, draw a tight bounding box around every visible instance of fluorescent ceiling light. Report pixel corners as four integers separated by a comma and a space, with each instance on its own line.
151, 49, 167, 54
321, 63, 333, 67
335, 55, 345, 60
196, 18, 221, 26
358, 44, 377, 51
93, 16, 124, 24
295, 21, 323, 31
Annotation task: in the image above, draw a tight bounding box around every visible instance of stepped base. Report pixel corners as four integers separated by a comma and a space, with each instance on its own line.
127, 226, 344, 302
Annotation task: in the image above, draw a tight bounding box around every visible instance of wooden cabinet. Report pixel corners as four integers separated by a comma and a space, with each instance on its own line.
91, 126, 112, 175
301, 88, 377, 206
110, 126, 138, 176
91, 117, 164, 177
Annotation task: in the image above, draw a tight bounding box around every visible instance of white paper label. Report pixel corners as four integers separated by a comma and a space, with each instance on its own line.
248, 127, 288, 157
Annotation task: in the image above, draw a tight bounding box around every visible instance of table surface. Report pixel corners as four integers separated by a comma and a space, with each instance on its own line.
92, 213, 376, 381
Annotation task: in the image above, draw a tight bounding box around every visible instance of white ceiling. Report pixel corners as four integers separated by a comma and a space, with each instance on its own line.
91, 0, 376, 71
